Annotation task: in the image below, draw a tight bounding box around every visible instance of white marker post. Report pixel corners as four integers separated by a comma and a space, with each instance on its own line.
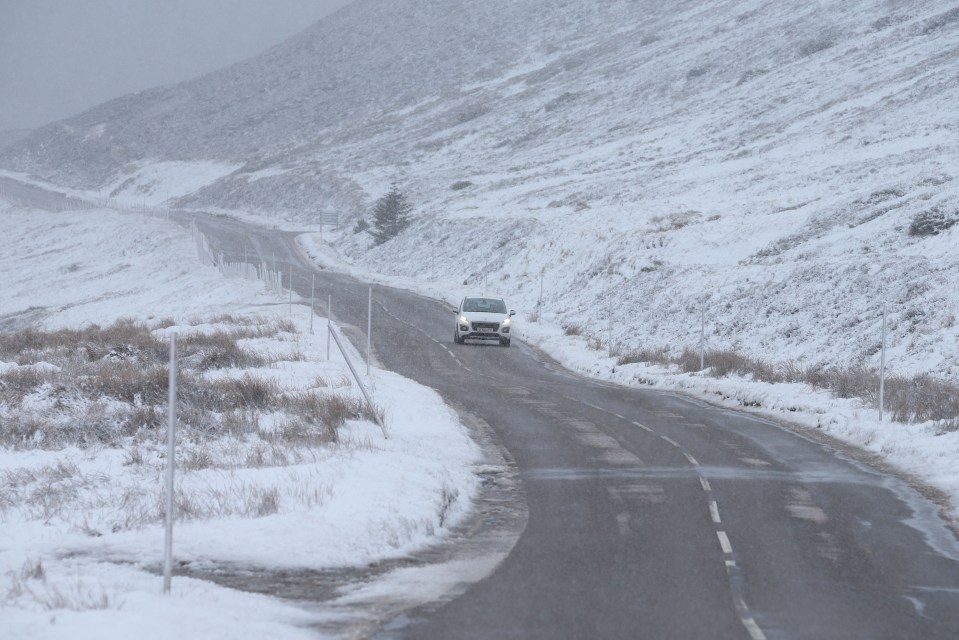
163, 333, 177, 594
367, 287, 372, 376
327, 295, 332, 361
607, 297, 613, 358
310, 274, 315, 334
879, 302, 887, 422
699, 301, 706, 371
538, 271, 544, 322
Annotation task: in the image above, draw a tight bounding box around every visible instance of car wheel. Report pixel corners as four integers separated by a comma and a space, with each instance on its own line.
454, 330, 462, 344
501, 338, 511, 347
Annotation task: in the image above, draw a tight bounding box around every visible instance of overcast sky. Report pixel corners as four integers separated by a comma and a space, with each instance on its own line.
0, 0, 353, 132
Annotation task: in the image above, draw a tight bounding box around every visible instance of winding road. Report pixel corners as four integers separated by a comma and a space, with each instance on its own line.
5, 175, 959, 639
185, 211, 959, 640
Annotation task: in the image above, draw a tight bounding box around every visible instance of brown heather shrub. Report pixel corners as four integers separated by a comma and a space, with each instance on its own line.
125, 405, 163, 432
252, 487, 280, 517
0, 415, 45, 448
210, 374, 280, 411
776, 361, 808, 384
206, 313, 244, 326
181, 331, 266, 370
564, 323, 584, 337
287, 391, 356, 441
882, 373, 959, 423
153, 317, 177, 329
317, 394, 362, 432
617, 346, 672, 366
182, 448, 214, 472
0, 366, 49, 400
273, 318, 297, 335
1, 319, 168, 366
619, 343, 959, 424
81, 361, 168, 404
0, 328, 49, 359
221, 408, 260, 435
245, 444, 267, 467
0, 321, 387, 452
677, 347, 703, 373
704, 349, 754, 378
277, 417, 335, 447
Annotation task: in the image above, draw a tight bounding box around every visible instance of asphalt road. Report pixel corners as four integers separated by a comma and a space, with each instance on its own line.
5, 178, 959, 637
173, 212, 959, 640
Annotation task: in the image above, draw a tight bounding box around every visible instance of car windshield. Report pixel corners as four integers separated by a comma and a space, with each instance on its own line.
463, 298, 507, 314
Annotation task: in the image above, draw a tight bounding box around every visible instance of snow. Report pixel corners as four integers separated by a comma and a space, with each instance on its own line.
0, 199, 480, 639
2, 0, 959, 635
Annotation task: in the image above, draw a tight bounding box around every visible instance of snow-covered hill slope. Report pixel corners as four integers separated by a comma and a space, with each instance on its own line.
2, 0, 958, 381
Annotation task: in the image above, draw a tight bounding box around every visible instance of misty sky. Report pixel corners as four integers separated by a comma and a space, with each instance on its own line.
0, 0, 353, 132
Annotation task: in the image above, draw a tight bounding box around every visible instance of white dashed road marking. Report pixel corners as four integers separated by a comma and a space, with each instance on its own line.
717, 531, 733, 555
709, 501, 721, 524
660, 435, 680, 448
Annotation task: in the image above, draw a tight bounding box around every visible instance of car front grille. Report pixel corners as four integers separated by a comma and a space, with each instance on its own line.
471, 322, 500, 331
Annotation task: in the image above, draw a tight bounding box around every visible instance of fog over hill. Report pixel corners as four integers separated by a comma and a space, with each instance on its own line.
3, 0, 959, 383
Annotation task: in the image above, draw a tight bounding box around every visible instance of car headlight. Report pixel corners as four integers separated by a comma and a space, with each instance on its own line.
460, 315, 469, 324
502, 317, 511, 325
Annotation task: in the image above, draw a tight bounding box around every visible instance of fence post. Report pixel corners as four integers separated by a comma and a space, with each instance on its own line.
310, 274, 315, 334
289, 265, 293, 316
879, 302, 887, 422
327, 295, 332, 361
163, 333, 177, 595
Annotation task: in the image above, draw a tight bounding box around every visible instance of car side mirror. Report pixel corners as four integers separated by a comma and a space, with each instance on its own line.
509, 310, 516, 316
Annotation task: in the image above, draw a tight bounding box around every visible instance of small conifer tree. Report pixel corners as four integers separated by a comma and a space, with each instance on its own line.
371, 182, 412, 245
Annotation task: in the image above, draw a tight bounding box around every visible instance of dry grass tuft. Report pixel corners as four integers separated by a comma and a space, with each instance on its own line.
0, 320, 371, 451
617, 344, 959, 424
563, 323, 584, 337
616, 346, 672, 366
209, 374, 281, 412
181, 330, 267, 370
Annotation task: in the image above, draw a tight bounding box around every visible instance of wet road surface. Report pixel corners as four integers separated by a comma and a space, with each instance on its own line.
181, 211, 959, 640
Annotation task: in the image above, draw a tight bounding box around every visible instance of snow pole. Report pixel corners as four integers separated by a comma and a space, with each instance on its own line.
367, 287, 372, 376
879, 302, 887, 422
163, 333, 177, 594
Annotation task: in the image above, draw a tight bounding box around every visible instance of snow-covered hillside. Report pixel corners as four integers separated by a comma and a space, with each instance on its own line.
2, 0, 958, 382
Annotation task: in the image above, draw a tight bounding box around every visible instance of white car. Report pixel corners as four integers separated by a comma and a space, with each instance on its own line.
453, 296, 516, 347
